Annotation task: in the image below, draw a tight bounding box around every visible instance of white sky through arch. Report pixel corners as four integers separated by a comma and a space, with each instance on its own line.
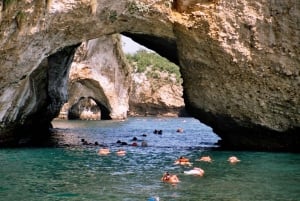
121, 35, 152, 54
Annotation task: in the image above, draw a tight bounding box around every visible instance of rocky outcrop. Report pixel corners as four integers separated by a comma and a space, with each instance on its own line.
61, 38, 185, 119
129, 66, 185, 117
0, 1, 299, 151
62, 35, 130, 120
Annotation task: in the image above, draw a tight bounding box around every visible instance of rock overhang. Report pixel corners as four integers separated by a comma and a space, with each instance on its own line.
0, 0, 299, 151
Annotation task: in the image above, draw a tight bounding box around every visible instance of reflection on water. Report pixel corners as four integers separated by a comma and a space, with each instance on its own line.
0, 117, 299, 201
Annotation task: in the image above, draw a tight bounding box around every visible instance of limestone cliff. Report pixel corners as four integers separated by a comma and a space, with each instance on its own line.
127, 50, 185, 116
65, 35, 130, 120
0, 0, 299, 151
128, 66, 185, 117
59, 38, 184, 119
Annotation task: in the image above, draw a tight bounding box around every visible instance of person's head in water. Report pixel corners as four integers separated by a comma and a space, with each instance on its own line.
228, 156, 240, 164
98, 147, 110, 155
161, 172, 180, 184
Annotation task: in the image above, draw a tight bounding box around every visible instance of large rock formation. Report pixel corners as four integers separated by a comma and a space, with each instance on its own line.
59, 35, 184, 120
65, 35, 130, 120
0, 0, 299, 151
129, 66, 185, 117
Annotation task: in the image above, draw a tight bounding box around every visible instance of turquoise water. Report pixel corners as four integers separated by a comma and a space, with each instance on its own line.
0, 117, 299, 201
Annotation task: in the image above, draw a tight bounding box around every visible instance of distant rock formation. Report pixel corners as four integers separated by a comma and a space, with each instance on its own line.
68, 97, 101, 120
59, 34, 184, 120
128, 65, 185, 117
64, 35, 130, 120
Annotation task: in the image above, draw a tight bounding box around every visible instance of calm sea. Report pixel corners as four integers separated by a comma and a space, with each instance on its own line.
0, 117, 299, 201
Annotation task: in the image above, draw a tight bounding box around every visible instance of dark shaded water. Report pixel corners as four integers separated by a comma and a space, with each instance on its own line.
0, 117, 299, 201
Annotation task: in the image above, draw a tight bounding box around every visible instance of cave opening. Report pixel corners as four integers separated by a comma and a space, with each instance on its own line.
92, 97, 112, 120
49, 33, 218, 149
67, 96, 111, 120
56, 33, 188, 121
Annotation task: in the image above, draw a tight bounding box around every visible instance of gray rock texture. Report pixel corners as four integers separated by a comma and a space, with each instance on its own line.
66, 35, 130, 120
0, 0, 299, 151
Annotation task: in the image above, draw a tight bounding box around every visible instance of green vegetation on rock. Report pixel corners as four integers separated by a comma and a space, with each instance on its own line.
126, 50, 182, 83
3, 0, 17, 11
15, 11, 26, 30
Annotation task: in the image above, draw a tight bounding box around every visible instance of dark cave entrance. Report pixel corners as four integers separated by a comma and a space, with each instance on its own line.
93, 98, 112, 120
67, 97, 111, 120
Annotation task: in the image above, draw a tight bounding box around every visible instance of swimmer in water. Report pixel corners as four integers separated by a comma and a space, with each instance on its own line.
228, 156, 240, 164
116, 149, 126, 156
176, 128, 184, 133
98, 147, 110, 155
174, 156, 192, 166
197, 156, 212, 163
184, 167, 205, 176
161, 172, 180, 184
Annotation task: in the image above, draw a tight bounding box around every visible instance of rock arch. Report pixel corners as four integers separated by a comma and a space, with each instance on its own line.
67, 96, 111, 120
91, 98, 112, 120
67, 78, 113, 121
0, 1, 299, 151
66, 35, 130, 120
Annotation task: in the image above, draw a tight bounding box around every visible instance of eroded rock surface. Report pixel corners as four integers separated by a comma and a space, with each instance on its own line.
60, 35, 184, 119
0, 0, 299, 150
129, 66, 185, 117
65, 35, 130, 120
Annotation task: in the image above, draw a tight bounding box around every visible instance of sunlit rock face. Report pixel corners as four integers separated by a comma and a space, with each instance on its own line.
0, 0, 299, 150
60, 34, 184, 119
63, 35, 130, 120
129, 70, 185, 117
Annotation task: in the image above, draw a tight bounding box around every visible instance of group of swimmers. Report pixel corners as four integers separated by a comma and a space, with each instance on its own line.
97, 138, 147, 156
96, 143, 240, 185
116, 137, 149, 147
97, 148, 240, 184
81, 135, 148, 149
81, 127, 184, 147
81, 138, 100, 146
153, 128, 184, 134
82, 130, 241, 186
153, 129, 163, 134
161, 155, 240, 184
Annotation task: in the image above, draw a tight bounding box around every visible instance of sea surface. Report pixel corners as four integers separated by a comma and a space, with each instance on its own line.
0, 117, 299, 201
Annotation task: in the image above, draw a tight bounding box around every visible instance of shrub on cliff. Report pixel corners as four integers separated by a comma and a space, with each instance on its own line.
126, 50, 182, 83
